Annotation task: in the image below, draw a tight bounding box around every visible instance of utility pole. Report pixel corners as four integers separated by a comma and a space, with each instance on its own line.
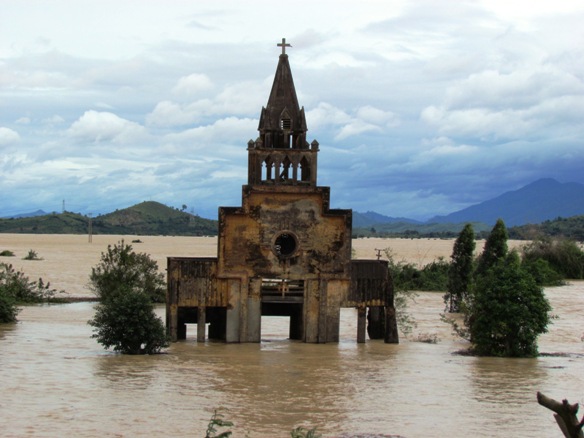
88, 213, 93, 243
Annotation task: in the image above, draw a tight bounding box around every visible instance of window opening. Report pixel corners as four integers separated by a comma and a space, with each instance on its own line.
280, 118, 292, 130
273, 231, 298, 258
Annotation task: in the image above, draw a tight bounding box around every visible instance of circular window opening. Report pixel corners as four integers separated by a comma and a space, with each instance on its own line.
273, 232, 298, 258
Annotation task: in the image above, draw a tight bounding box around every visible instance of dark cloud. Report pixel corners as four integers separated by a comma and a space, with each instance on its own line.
1, 1, 583, 220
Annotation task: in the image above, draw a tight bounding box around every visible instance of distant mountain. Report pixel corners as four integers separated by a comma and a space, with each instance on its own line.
3, 209, 48, 219
0, 202, 218, 236
353, 211, 422, 228
428, 179, 584, 227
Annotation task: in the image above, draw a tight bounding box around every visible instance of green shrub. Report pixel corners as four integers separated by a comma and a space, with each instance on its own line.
521, 257, 564, 286
88, 286, 169, 354
417, 257, 450, 291
0, 262, 64, 303
466, 252, 551, 357
0, 250, 15, 257
23, 249, 42, 260
522, 238, 584, 279
0, 292, 19, 323
89, 240, 165, 303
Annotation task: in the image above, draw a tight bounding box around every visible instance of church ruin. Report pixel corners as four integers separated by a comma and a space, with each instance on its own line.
166, 39, 398, 344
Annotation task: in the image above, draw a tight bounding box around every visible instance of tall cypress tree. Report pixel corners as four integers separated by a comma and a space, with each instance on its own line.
446, 223, 475, 312
476, 218, 508, 276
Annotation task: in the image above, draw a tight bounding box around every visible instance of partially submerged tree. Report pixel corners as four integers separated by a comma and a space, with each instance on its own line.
523, 237, 584, 280
445, 223, 475, 312
0, 262, 65, 322
0, 292, 18, 323
88, 241, 168, 354
89, 286, 168, 354
475, 218, 508, 277
89, 240, 165, 303
447, 220, 552, 357
467, 251, 551, 356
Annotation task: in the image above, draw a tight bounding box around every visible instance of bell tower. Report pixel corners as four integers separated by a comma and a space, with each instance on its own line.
248, 39, 318, 187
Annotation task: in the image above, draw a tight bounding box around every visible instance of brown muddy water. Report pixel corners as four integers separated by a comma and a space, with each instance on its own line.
1, 285, 583, 437
0, 235, 582, 437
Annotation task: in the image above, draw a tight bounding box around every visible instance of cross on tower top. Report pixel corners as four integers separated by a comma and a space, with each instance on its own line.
277, 37, 291, 55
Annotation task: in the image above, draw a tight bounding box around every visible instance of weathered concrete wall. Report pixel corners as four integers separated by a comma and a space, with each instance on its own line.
218, 185, 352, 281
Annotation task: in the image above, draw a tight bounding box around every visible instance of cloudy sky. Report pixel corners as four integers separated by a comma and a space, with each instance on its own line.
1, 0, 583, 220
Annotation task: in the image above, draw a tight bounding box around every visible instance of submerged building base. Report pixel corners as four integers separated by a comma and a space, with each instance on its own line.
167, 257, 398, 344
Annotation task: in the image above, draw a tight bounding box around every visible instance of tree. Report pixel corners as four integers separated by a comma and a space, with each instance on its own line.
475, 218, 508, 277
466, 252, 551, 357
88, 286, 169, 354
0, 262, 64, 323
88, 241, 169, 354
445, 223, 475, 312
522, 237, 584, 280
0, 293, 18, 323
89, 240, 165, 303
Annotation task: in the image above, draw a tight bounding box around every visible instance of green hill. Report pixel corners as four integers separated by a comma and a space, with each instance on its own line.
352, 221, 492, 238
0, 202, 218, 236
0, 211, 90, 234
508, 215, 584, 241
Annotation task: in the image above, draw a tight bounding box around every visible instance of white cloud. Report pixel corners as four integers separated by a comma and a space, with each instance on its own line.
163, 117, 256, 148
0, 127, 20, 145
67, 110, 148, 144
146, 100, 202, 127
146, 79, 266, 128
335, 121, 382, 141
306, 102, 351, 129
172, 73, 213, 96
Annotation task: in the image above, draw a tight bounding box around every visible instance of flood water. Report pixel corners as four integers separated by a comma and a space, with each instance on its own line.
1, 283, 583, 437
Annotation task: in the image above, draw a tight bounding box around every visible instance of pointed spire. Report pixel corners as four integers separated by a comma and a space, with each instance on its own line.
258, 39, 307, 149
248, 40, 318, 187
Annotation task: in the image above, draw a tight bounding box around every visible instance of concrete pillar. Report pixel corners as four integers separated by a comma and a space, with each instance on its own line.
226, 279, 241, 343
384, 306, 399, 344
246, 278, 261, 343
168, 304, 178, 342
325, 280, 342, 342
318, 280, 328, 343
304, 280, 319, 343
197, 306, 206, 342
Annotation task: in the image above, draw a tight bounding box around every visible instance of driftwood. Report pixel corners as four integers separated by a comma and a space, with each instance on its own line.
537, 392, 584, 438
